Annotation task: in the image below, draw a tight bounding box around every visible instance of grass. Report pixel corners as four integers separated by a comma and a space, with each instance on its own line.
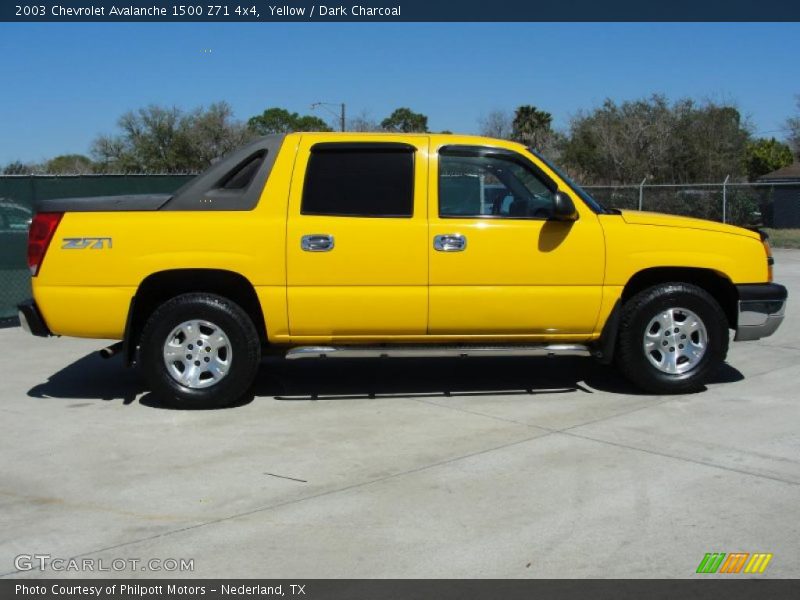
764, 229, 800, 249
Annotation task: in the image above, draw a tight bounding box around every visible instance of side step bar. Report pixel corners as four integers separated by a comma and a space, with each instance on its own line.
286, 344, 591, 360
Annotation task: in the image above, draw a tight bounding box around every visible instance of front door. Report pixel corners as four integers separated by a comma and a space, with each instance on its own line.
428, 144, 605, 337
287, 136, 429, 338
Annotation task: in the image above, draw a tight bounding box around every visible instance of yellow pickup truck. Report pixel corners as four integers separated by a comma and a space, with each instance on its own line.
18, 133, 787, 407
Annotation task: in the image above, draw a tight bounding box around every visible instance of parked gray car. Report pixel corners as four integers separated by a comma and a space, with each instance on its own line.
0, 200, 31, 270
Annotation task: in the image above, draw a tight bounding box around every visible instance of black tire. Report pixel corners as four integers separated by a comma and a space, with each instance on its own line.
139, 293, 261, 409
616, 283, 729, 394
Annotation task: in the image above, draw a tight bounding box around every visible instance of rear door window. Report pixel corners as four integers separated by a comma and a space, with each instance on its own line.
302, 144, 414, 217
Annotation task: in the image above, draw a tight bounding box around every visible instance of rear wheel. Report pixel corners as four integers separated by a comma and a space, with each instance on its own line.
139, 293, 261, 408
616, 283, 728, 394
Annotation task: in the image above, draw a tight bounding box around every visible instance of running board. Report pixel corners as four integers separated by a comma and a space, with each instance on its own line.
285, 344, 591, 360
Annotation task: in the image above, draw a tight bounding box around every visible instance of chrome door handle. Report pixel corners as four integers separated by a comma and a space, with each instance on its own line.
301, 234, 335, 252
433, 234, 467, 252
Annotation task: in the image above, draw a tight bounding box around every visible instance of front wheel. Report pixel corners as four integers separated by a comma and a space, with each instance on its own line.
616, 283, 729, 394
139, 293, 261, 408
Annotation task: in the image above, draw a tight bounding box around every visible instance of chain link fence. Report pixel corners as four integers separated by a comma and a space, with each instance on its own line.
584, 181, 800, 228
0, 174, 194, 321
1, 174, 798, 323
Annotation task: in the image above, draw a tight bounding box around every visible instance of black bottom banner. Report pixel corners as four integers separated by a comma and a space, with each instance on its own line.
4, 579, 800, 600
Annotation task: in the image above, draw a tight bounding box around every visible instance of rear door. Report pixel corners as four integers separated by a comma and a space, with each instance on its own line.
286, 136, 429, 338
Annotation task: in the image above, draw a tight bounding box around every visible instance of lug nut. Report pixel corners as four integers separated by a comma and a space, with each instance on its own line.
204, 357, 210, 363
188, 344, 193, 350
194, 360, 200, 366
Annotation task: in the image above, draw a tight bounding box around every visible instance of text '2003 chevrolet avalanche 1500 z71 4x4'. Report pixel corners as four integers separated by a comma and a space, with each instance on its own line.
18, 133, 788, 407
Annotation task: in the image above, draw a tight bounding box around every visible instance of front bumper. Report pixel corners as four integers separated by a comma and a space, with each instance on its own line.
734, 283, 787, 341
17, 299, 52, 337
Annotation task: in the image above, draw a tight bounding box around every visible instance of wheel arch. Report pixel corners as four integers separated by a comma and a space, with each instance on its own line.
124, 269, 267, 365
596, 266, 738, 364
621, 267, 738, 328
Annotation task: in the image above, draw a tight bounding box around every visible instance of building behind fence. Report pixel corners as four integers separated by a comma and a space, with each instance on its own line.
757, 162, 800, 229
0, 174, 799, 321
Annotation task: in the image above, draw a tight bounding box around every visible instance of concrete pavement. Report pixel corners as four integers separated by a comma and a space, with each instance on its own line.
1, 250, 798, 578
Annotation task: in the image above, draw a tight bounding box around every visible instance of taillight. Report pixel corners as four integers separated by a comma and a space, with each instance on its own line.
27, 212, 63, 276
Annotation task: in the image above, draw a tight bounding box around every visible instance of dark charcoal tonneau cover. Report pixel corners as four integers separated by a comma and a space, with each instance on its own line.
34, 134, 287, 213
36, 194, 171, 213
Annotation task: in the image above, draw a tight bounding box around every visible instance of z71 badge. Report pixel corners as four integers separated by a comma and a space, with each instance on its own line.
61, 237, 113, 249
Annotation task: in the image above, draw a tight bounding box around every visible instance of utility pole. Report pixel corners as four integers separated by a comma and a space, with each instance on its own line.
311, 102, 346, 132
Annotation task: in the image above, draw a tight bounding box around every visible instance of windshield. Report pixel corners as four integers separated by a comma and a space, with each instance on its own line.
528, 148, 609, 214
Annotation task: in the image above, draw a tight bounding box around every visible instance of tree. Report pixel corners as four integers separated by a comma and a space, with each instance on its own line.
45, 154, 94, 174
347, 110, 381, 132
294, 115, 332, 131
744, 138, 794, 181
95, 105, 189, 171
560, 95, 751, 184
786, 95, 800, 160
380, 107, 428, 133
92, 102, 250, 172
682, 103, 751, 182
478, 109, 513, 139
185, 103, 252, 166
511, 105, 554, 151
247, 107, 331, 135
2, 161, 34, 175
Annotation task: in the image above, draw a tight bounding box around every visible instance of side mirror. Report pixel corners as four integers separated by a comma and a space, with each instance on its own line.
552, 191, 578, 221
